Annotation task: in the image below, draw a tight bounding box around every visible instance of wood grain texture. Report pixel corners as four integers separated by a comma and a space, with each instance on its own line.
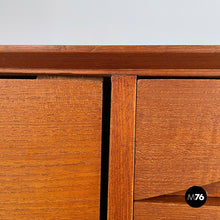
0, 78, 102, 219
0, 69, 220, 77
1, 45, 220, 53
135, 79, 220, 200
170, 181, 220, 197
108, 76, 137, 220
135, 195, 220, 206
134, 201, 220, 219
1, 46, 220, 72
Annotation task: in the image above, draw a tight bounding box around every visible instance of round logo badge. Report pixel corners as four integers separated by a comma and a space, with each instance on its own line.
185, 186, 207, 208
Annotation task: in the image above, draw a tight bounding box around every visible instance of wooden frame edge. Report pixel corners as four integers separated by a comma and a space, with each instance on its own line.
0, 69, 219, 77
108, 75, 137, 220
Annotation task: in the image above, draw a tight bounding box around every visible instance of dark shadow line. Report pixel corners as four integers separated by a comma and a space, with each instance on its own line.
100, 77, 111, 220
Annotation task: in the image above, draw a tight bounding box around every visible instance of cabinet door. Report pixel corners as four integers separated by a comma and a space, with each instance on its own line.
134, 79, 220, 218
0, 78, 102, 219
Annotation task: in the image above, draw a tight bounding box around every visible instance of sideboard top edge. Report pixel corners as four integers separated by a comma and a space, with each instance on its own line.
1, 46, 220, 70
0, 68, 219, 77
1, 45, 220, 53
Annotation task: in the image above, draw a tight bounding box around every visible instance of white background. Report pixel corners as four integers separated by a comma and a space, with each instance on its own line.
0, 0, 220, 45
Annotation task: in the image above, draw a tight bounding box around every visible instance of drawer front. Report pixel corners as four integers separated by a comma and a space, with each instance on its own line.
134, 201, 220, 219
0, 79, 102, 219
134, 79, 220, 218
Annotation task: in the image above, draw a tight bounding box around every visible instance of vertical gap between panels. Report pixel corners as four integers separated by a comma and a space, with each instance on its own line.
100, 77, 111, 220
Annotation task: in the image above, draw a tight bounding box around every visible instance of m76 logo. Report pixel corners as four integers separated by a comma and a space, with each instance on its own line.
185, 186, 207, 207
187, 193, 205, 201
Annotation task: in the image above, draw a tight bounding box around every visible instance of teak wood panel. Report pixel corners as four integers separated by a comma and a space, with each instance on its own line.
135, 79, 220, 200
170, 181, 220, 197
134, 201, 220, 219
1, 46, 220, 74
0, 78, 102, 219
108, 76, 137, 220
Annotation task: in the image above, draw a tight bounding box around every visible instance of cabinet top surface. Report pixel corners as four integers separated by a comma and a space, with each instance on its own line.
1, 45, 220, 53
1, 45, 220, 76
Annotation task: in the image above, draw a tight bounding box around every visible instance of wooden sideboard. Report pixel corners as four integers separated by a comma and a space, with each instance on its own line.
0, 46, 219, 219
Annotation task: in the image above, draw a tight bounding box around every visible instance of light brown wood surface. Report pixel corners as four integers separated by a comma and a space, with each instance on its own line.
135, 79, 220, 200
134, 201, 220, 219
0, 78, 102, 219
170, 181, 220, 197
108, 76, 137, 220
1, 45, 220, 53
1, 69, 220, 77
